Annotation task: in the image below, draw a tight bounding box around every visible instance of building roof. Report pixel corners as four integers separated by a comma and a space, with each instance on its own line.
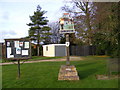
43, 44, 66, 46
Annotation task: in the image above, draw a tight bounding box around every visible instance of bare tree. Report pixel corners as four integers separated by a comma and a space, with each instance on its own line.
61, 0, 95, 45
48, 21, 62, 44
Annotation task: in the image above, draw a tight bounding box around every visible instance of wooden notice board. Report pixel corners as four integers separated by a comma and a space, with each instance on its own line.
5, 38, 31, 60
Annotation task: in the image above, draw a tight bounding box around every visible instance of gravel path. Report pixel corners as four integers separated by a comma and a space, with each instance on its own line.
0, 56, 83, 66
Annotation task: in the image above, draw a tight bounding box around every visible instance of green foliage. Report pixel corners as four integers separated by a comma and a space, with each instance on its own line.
62, 2, 119, 58
59, 34, 78, 45
27, 5, 51, 44
27, 5, 51, 56
59, 36, 65, 44
93, 2, 119, 58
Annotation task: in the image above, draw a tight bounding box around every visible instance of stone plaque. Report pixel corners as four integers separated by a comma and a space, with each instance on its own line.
58, 65, 79, 80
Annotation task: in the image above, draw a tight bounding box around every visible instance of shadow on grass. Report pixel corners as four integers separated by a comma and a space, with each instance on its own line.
78, 68, 98, 80
75, 62, 104, 79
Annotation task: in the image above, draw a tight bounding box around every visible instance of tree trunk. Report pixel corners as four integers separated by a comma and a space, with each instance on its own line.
37, 45, 40, 56
37, 30, 40, 56
118, 2, 120, 58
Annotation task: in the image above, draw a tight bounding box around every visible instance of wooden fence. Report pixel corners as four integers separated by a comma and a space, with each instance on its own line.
69, 45, 96, 56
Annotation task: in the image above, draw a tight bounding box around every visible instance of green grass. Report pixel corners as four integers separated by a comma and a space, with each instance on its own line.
2, 56, 119, 88
0, 64, 2, 90
2, 56, 64, 63
29, 56, 64, 60
0, 59, 2, 63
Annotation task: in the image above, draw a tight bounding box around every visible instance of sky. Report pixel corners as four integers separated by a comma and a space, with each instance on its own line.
0, 0, 119, 43
0, 0, 67, 43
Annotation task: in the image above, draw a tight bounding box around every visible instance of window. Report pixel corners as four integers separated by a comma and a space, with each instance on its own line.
46, 46, 48, 51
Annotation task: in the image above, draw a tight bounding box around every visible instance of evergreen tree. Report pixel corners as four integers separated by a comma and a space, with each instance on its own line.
27, 5, 51, 56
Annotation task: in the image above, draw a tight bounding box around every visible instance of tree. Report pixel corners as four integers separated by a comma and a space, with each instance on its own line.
48, 21, 61, 44
62, 0, 95, 45
49, 21, 77, 45
93, 2, 120, 58
42, 26, 52, 44
59, 35, 66, 44
62, 1, 120, 57
27, 5, 51, 56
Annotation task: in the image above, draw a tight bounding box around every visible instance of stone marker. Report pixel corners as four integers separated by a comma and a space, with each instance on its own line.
58, 65, 79, 80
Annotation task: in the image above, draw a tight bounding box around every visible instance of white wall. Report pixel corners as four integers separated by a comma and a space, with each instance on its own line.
43, 45, 55, 57
43, 44, 66, 57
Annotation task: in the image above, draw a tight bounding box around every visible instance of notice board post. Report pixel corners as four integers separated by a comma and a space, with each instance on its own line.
5, 38, 31, 78
18, 59, 20, 78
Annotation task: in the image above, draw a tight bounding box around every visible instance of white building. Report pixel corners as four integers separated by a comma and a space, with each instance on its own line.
43, 44, 66, 57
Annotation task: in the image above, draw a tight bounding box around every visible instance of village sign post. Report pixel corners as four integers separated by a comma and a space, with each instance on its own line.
59, 13, 75, 65
58, 13, 79, 80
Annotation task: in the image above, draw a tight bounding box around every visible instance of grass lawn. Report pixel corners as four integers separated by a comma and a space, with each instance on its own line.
2, 56, 64, 63
2, 56, 119, 88
0, 59, 1, 63
29, 56, 64, 60
0, 63, 1, 90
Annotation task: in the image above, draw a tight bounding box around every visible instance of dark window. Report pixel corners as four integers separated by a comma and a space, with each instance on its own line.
46, 46, 48, 51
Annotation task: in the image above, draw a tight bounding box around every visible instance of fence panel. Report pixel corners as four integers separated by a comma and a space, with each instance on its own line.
70, 45, 96, 56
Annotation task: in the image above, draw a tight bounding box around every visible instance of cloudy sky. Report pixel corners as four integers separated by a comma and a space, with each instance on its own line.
0, 0, 68, 42
0, 0, 119, 43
